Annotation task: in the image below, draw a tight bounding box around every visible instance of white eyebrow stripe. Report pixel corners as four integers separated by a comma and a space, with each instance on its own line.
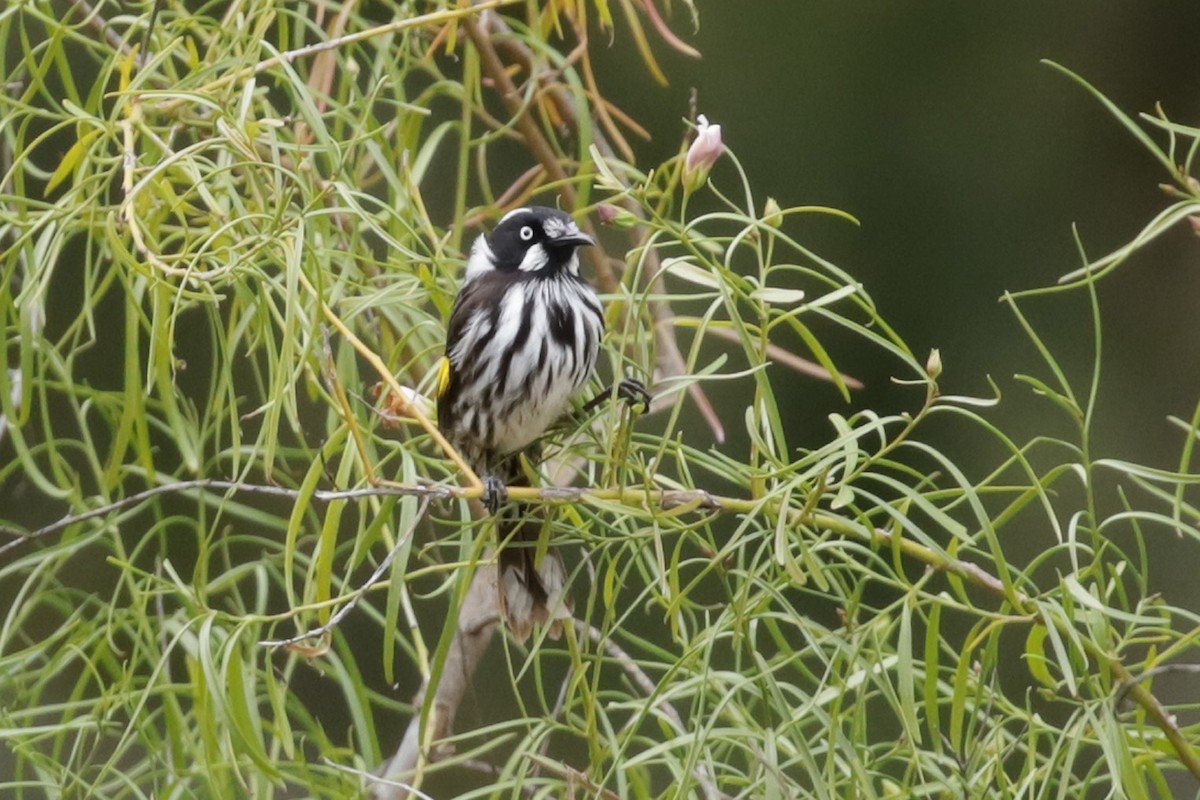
499, 207, 531, 224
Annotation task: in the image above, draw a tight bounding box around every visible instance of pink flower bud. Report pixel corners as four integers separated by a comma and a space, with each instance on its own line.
597, 203, 621, 224
596, 202, 638, 228
683, 114, 723, 192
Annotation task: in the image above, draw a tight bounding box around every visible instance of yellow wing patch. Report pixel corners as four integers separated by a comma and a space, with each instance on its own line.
435, 356, 453, 399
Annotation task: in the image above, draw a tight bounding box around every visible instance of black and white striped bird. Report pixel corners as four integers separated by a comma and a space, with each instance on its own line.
436, 206, 644, 640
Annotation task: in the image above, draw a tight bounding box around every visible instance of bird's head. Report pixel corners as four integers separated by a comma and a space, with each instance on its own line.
465, 206, 595, 281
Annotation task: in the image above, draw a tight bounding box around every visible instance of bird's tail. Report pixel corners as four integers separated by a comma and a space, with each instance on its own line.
493, 465, 573, 643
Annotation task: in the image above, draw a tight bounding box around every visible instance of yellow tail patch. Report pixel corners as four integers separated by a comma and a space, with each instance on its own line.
435, 356, 452, 398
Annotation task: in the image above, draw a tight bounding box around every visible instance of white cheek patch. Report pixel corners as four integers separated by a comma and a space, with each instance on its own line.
464, 235, 496, 281
517, 242, 549, 272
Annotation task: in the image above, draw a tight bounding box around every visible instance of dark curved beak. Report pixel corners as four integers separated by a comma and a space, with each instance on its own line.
546, 230, 596, 249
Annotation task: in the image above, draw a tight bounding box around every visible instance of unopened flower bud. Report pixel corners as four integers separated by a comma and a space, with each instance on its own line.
597, 203, 620, 224
683, 114, 723, 193
1160, 182, 1186, 199
1190, 216, 1200, 237
596, 202, 638, 228
926, 348, 942, 381
763, 197, 783, 227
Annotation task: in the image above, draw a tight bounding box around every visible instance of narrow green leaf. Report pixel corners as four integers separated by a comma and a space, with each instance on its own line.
44, 127, 102, 195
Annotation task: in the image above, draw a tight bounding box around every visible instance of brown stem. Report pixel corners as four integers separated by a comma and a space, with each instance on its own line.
372, 567, 499, 799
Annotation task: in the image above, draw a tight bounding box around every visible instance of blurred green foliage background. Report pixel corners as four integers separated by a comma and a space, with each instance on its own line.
5, 1, 1200, 796
598, 1, 1200, 589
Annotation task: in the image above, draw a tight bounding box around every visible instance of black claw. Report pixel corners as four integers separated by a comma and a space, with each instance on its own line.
483, 474, 509, 514
616, 377, 651, 410
583, 377, 651, 414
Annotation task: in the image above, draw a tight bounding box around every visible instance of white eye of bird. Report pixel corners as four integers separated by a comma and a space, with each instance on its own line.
519, 225, 535, 242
